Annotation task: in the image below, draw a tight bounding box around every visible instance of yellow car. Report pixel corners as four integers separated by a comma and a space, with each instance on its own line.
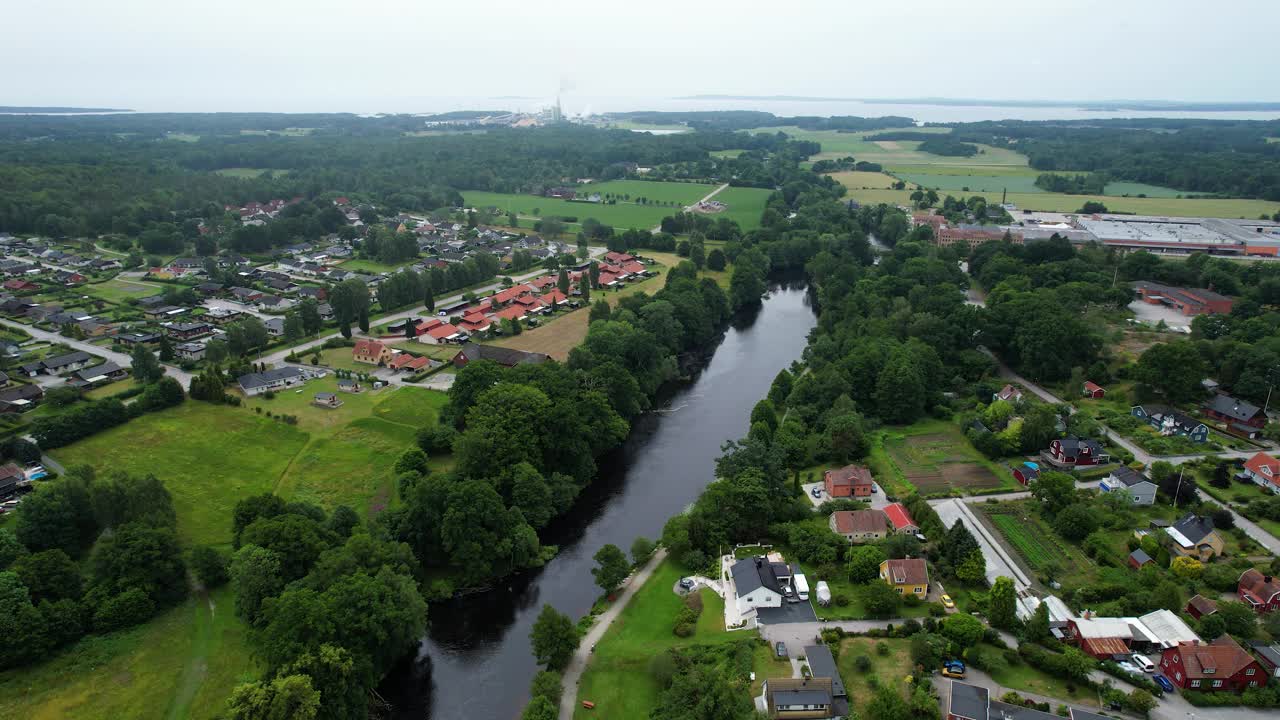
941, 594, 955, 609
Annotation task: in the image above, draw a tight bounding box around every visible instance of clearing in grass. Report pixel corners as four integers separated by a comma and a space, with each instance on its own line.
81, 277, 168, 304
0, 586, 258, 720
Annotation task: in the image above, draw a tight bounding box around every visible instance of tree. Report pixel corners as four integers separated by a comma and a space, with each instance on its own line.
827, 412, 869, 462
89, 521, 188, 609
230, 544, 285, 624
1126, 689, 1157, 715
846, 545, 886, 583
1031, 471, 1077, 515
190, 545, 230, 588
1053, 503, 1099, 542
1170, 556, 1204, 581
956, 549, 987, 584
630, 537, 655, 566
393, 448, 429, 477
529, 669, 563, 705
875, 350, 926, 423
226, 674, 320, 720
557, 267, 570, 296
867, 684, 911, 720
592, 544, 630, 594
863, 580, 901, 617
706, 248, 726, 271
988, 576, 1017, 630
529, 603, 578, 671
1215, 600, 1257, 637
521, 696, 557, 720
158, 334, 175, 362
0, 529, 25, 570
1136, 342, 1207, 402
130, 343, 163, 383
12, 549, 81, 603
941, 612, 984, 646
0, 571, 49, 669
1024, 601, 1052, 643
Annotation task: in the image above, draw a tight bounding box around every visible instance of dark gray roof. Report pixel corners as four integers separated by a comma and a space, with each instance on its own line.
1129, 548, 1152, 565
1069, 710, 1113, 720
0, 384, 43, 403
949, 681, 989, 720
75, 362, 123, 381
1250, 642, 1280, 668
1173, 513, 1216, 545
730, 557, 783, 596
803, 645, 845, 697
238, 366, 307, 390
457, 342, 549, 367
42, 351, 92, 369
1205, 394, 1263, 422
1109, 466, 1153, 488
990, 701, 1062, 720
773, 689, 830, 706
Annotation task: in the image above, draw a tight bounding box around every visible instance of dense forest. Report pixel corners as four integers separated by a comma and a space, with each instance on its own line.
608, 111, 914, 132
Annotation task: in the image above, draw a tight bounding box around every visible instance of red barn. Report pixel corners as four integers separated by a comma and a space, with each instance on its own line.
1159, 636, 1267, 693
1186, 594, 1218, 620
1082, 381, 1105, 399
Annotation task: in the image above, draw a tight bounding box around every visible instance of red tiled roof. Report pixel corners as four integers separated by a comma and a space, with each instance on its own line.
1187, 594, 1218, 616
353, 339, 385, 356
541, 289, 568, 305
1245, 452, 1280, 488
884, 558, 928, 586
827, 465, 873, 489
1239, 568, 1280, 604
493, 284, 533, 304
620, 261, 646, 275
426, 323, 461, 339
406, 356, 431, 370
1164, 636, 1258, 680
496, 305, 527, 320
883, 503, 916, 531
1084, 381, 1104, 393
831, 509, 887, 535
388, 353, 415, 369
604, 251, 634, 263
1082, 636, 1131, 657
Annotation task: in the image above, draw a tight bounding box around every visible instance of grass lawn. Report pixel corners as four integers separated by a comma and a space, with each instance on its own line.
0, 586, 258, 720
465, 190, 681, 231
211, 167, 288, 178
983, 643, 1097, 705
841, 187, 1280, 219
749, 642, 794, 697
370, 385, 449, 427
828, 170, 900, 190
315, 347, 377, 373
574, 558, 736, 720
581, 179, 715, 205
81, 277, 167, 304
711, 149, 745, 159
54, 403, 309, 546
274, 417, 415, 516
707, 186, 774, 230
337, 258, 414, 274
835, 637, 916, 715
84, 377, 142, 400
814, 576, 936, 621
867, 418, 1015, 497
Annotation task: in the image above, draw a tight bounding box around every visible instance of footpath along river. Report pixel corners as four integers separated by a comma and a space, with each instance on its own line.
380, 280, 818, 719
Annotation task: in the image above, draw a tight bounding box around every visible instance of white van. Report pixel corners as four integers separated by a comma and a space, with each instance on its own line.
1131, 654, 1155, 673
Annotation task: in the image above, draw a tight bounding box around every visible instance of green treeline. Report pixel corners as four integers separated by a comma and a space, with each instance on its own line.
1033, 172, 1109, 195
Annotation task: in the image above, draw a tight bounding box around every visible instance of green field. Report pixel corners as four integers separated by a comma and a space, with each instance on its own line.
835, 638, 915, 716
843, 187, 1280, 219
0, 586, 257, 720
212, 167, 288, 178
82, 278, 167, 304
583, 179, 715, 205
466, 182, 771, 231
574, 558, 737, 720
336, 258, 415, 274
53, 383, 449, 546
604, 120, 692, 134
827, 170, 899, 189
892, 169, 1183, 198
710, 149, 745, 159
866, 419, 1014, 497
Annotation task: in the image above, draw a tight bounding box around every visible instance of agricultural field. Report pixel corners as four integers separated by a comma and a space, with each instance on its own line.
464, 190, 676, 231
891, 167, 1184, 198
827, 170, 899, 190
583, 179, 715, 206
211, 167, 288, 178
983, 502, 1090, 577
52, 383, 448, 546
603, 120, 693, 134
869, 419, 1012, 496
0, 586, 257, 720
839, 187, 1280, 219
573, 558, 736, 720
705, 186, 773, 229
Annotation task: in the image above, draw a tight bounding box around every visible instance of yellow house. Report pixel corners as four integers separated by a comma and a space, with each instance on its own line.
1165, 513, 1224, 561
880, 558, 929, 596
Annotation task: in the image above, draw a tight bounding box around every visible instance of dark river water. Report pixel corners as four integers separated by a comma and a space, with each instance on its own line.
380, 280, 818, 719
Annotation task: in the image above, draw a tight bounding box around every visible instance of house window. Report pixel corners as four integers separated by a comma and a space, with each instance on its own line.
914, 587, 924, 593
1247, 669, 1256, 676
1190, 680, 1200, 688
1251, 681, 1259, 687
1212, 680, 1222, 688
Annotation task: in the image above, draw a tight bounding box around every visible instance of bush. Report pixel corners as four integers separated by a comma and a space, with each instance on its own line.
190, 546, 230, 588
876, 641, 889, 656
833, 593, 850, 607
93, 588, 155, 632
854, 655, 871, 672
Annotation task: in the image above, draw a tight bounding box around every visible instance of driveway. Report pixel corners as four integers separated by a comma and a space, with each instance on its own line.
755, 601, 818, 625
759, 619, 896, 656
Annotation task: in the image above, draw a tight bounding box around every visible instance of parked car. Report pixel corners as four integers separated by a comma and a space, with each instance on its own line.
914, 532, 927, 542
1154, 674, 1174, 693
1115, 660, 1141, 675
810, 487, 822, 498
941, 660, 966, 678
775, 642, 787, 659
1131, 654, 1155, 673
940, 594, 955, 609
870, 483, 878, 493
678, 577, 695, 591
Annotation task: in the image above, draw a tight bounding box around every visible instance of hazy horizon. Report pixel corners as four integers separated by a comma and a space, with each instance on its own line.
5, 0, 1278, 114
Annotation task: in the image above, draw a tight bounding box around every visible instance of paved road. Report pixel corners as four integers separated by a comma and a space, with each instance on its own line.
648, 183, 728, 232
561, 548, 668, 720
758, 619, 897, 656
0, 318, 194, 387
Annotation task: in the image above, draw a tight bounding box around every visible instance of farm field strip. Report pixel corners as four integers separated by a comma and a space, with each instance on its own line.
840, 187, 1280, 219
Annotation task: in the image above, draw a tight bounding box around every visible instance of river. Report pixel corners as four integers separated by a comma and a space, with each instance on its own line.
379, 280, 818, 719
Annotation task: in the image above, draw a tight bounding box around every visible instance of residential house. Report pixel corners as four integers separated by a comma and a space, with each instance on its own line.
730, 557, 785, 614
802, 645, 847, 714
1099, 467, 1157, 505
417, 319, 464, 345
762, 677, 833, 720
353, 339, 392, 366
337, 378, 361, 393
194, 282, 224, 296
238, 366, 323, 396
2, 279, 38, 292
297, 286, 327, 301
313, 392, 342, 408
39, 351, 94, 375
1186, 594, 1219, 620
883, 503, 919, 534
230, 286, 265, 304
1082, 381, 1106, 399
1012, 461, 1041, 486
144, 305, 187, 321
1241, 452, 1280, 494
824, 464, 874, 498
0, 383, 43, 412
257, 295, 294, 312
1238, 569, 1280, 613
1130, 404, 1209, 442
175, 341, 206, 361
1251, 642, 1280, 680
452, 342, 549, 368
204, 307, 244, 325
0, 463, 23, 498
264, 317, 285, 337
993, 384, 1023, 403
316, 303, 335, 321
1202, 394, 1266, 436
165, 322, 214, 340
1166, 513, 1224, 561
1044, 437, 1109, 468
1159, 636, 1267, 692
71, 362, 126, 386
879, 558, 929, 596
829, 509, 888, 543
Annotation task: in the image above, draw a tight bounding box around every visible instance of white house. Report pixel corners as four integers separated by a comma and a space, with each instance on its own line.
1099, 467, 1157, 505
730, 557, 784, 615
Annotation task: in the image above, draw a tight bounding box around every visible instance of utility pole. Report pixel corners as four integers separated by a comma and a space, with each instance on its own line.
1173, 468, 1185, 510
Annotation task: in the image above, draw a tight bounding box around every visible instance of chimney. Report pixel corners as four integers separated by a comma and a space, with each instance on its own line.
1267, 576, 1274, 584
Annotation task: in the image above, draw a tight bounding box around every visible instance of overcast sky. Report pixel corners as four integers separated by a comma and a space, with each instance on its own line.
4, 0, 1277, 113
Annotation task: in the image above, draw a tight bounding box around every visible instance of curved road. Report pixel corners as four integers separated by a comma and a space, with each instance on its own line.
0, 317, 194, 387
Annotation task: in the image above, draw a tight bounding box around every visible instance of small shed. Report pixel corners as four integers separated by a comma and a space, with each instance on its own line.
313, 392, 342, 408
1186, 594, 1218, 620
1082, 381, 1106, 399
1128, 548, 1153, 569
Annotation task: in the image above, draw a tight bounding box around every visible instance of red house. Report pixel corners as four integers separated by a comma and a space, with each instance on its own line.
1012, 461, 1041, 486
1186, 594, 1218, 620
883, 503, 918, 534
1046, 437, 1109, 467
1159, 636, 1267, 693
1239, 569, 1280, 613
1082, 381, 1105, 399
2, 279, 38, 292
1204, 394, 1267, 435
825, 465, 874, 498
